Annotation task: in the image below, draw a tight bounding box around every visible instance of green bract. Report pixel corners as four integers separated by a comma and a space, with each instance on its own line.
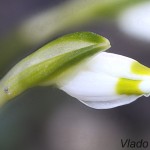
0, 32, 110, 106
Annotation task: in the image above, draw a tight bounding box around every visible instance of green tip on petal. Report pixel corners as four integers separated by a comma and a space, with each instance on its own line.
116, 78, 143, 95
131, 61, 150, 76
116, 61, 150, 96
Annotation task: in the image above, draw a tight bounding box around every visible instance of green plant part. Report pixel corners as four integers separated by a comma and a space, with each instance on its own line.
0, 32, 110, 106
0, 0, 147, 74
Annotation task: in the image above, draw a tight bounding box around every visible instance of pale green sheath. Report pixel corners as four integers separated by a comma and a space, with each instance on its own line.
0, 32, 110, 106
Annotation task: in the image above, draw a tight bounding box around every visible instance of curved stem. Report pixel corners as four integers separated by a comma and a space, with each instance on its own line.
0, 84, 11, 106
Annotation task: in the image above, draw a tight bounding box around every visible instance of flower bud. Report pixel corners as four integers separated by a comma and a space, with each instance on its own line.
57, 52, 150, 109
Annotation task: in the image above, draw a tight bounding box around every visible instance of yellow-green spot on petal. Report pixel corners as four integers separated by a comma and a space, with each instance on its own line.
116, 78, 143, 95
131, 61, 150, 76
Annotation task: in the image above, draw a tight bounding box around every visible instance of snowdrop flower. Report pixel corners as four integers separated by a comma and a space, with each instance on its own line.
57, 52, 150, 109
0, 31, 149, 109
118, 1, 150, 42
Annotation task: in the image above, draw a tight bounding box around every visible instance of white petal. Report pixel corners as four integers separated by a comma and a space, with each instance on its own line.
86, 52, 134, 78
87, 52, 150, 80
140, 80, 150, 94
59, 71, 118, 97
58, 68, 142, 109
79, 95, 141, 109
118, 2, 150, 42
57, 52, 150, 109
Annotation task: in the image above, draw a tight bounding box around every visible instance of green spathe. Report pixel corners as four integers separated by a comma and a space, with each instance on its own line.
0, 32, 110, 106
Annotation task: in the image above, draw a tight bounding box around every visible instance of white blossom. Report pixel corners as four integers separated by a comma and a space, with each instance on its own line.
119, 1, 150, 42
57, 52, 150, 109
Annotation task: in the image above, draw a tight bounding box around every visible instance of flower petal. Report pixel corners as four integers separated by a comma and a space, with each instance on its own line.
118, 1, 150, 42
139, 80, 150, 95
86, 52, 134, 77
57, 52, 150, 109
58, 71, 118, 97
79, 95, 141, 109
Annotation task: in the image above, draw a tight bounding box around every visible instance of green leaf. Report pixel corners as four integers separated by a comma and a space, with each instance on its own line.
0, 32, 110, 106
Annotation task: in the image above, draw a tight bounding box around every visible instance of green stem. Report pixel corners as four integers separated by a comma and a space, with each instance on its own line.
0, 83, 11, 106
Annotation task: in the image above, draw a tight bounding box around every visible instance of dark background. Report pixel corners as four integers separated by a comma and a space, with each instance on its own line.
0, 0, 150, 150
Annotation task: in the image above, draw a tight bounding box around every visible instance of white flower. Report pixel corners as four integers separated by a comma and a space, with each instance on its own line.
56, 52, 150, 109
118, 1, 150, 42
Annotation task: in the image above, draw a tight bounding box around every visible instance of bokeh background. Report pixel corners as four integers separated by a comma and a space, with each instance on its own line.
0, 0, 150, 150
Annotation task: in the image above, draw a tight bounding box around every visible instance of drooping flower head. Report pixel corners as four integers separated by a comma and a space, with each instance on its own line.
57, 52, 150, 109
0, 32, 150, 109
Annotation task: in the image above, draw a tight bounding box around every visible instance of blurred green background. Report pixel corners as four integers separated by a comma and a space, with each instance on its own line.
0, 0, 150, 150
